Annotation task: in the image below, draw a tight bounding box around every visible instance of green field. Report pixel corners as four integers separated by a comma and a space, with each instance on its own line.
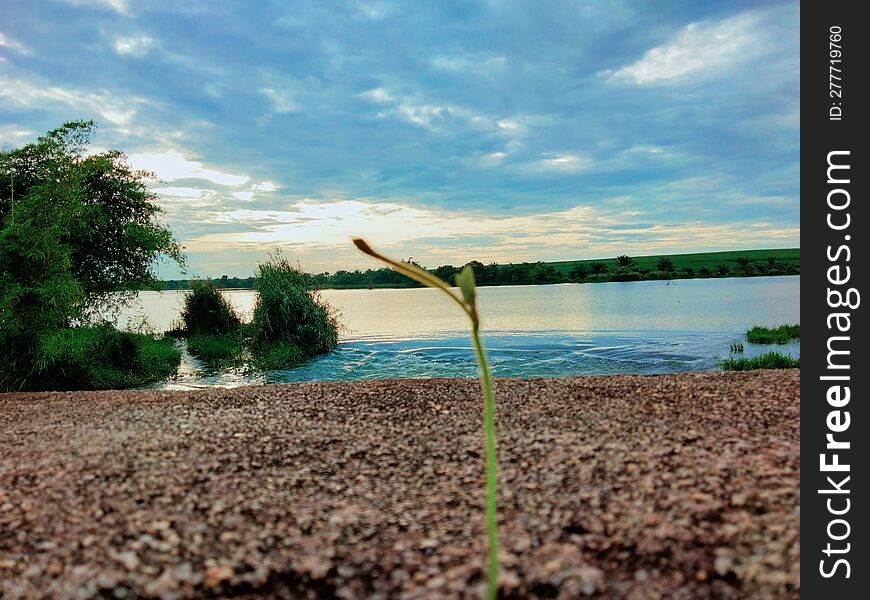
546, 248, 800, 276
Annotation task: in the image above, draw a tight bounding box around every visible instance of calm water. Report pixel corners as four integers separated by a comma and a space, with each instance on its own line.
118, 276, 800, 389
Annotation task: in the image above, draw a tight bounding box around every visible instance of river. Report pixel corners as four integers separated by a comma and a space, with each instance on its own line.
115, 275, 800, 389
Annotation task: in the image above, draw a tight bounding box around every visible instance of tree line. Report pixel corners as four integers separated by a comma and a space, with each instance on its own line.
161, 254, 798, 291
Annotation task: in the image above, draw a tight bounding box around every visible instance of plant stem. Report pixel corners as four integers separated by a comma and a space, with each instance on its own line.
471, 322, 499, 600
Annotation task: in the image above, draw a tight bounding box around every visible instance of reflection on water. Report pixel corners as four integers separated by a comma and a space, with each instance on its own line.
120, 276, 799, 389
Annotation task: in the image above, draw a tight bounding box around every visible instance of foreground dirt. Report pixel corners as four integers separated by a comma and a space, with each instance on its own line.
1, 371, 799, 599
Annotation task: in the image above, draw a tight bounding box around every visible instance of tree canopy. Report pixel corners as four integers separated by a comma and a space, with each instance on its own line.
1, 121, 185, 389
0, 121, 184, 316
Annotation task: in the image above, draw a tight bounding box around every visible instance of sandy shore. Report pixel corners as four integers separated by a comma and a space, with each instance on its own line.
0, 371, 799, 599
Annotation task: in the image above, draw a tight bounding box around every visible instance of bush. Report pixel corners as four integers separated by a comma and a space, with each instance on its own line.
248, 254, 338, 368
746, 324, 800, 344
179, 280, 242, 336
721, 351, 799, 371
32, 324, 180, 390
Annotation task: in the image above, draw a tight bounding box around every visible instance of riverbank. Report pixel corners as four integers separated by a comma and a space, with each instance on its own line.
1, 371, 799, 599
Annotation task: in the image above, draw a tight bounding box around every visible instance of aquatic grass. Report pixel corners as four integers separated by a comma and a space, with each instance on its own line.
353, 238, 501, 600
249, 253, 339, 368
186, 333, 243, 366
33, 324, 180, 389
721, 351, 799, 371
730, 341, 744, 353
746, 324, 800, 344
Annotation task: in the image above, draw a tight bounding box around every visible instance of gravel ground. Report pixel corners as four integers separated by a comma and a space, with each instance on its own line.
1, 371, 799, 599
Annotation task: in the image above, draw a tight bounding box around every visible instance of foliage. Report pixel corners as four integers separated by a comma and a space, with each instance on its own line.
656, 257, 676, 272
721, 351, 799, 371
614, 254, 635, 269
186, 333, 243, 365
248, 253, 338, 368
26, 324, 180, 390
730, 341, 744, 353
354, 238, 501, 600
746, 324, 800, 345
1, 121, 184, 310
157, 248, 801, 290
179, 280, 242, 336
0, 121, 185, 391
589, 261, 609, 275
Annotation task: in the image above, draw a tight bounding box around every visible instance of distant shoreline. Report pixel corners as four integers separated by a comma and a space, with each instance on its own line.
148, 247, 800, 292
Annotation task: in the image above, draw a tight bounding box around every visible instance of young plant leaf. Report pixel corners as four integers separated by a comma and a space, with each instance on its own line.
455, 265, 477, 307
354, 238, 500, 600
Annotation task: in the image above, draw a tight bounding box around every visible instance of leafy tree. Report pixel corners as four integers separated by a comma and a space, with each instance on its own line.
1, 121, 185, 390
614, 255, 635, 269
1, 121, 184, 313
589, 261, 609, 275
656, 257, 676, 272
568, 264, 588, 281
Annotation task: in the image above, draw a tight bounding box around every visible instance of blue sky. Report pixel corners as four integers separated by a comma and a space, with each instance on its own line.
1, 0, 799, 278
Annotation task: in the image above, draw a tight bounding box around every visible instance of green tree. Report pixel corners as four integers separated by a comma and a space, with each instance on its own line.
589, 261, 609, 275
1, 121, 185, 389
1, 121, 184, 312
614, 254, 635, 269
656, 257, 676, 272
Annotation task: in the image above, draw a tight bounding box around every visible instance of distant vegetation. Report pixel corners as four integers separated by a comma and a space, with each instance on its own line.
722, 351, 800, 371
1, 121, 184, 391
157, 248, 800, 291
746, 324, 800, 344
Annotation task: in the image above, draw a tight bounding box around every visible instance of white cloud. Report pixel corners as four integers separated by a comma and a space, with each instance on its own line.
152, 187, 213, 199
359, 87, 394, 103
0, 32, 30, 54
430, 54, 506, 73
261, 87, 300, 113
251, 181, 278, 192
184, 198, 798, 268
113, 35, 154, 57
533, 153, 591, 172
63, 0, 128, 14
605, 11, 762, 85
232, 191, 254, 201
127, 150, 249, 186
0, 125, 34, 146
0, 74, 141, 125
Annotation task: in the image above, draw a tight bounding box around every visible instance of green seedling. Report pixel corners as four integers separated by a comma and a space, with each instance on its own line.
353, 238, 500, 600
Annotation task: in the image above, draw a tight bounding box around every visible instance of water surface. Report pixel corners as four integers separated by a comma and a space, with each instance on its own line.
118, 276, 799, 389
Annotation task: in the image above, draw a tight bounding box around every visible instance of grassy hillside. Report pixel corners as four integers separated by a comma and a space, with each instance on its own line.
546, 248, 799, 276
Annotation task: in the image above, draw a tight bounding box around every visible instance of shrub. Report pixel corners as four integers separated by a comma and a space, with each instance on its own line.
722, 351, 799, 371
33, 324, 180, 390
248, 254, 338, 367
746, 324, 800, 344
179, 280, 242, 336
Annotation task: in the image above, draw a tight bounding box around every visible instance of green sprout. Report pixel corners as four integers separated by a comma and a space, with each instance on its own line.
353, 238, 500, 599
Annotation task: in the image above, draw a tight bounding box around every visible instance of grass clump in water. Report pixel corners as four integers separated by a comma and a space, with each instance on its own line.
176, 280, 244, 366
34, 324, 180, 390
248, 253, 338, 369
746, 324, 800, 344
180, 280, 242, 336
721, 351, 799, 371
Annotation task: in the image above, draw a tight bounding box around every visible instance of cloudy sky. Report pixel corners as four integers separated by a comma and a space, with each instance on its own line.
1, 0, 799, 278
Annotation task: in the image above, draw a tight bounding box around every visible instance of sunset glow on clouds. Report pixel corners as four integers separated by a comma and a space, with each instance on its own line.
0, 1, 799, 277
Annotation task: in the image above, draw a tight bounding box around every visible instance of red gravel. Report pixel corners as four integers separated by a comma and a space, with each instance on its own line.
0, 371, 799, 599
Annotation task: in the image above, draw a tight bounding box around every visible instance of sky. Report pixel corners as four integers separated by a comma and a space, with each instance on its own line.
1, 0, 799, 278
